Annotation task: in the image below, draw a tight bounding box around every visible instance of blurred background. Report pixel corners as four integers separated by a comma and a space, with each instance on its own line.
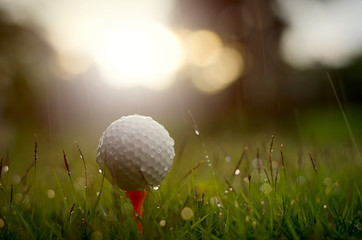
1, 0, 362, 158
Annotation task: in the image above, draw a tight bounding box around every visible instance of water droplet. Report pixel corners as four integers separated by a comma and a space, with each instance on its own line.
96, 192, 100, 196
205, 155, 209, 159
225, 156, 231, 162
159, 219, 166, 227
224, 190, 228, 194
46, 189, 55, 199
208, 163, 212, 167
260, 201, 264, 205
234, 169, 240, 175
156, 206, 160, 209
181, 207, 193, 220
2, 166, 9, 173
153, 185, 160, 190
324, 205, 327, 209
217, 203, 222, 208
0, 218, 4, 229
194, 130, 200, 135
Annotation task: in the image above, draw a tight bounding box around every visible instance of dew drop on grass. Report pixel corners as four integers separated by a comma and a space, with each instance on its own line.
159, 219, 166, 227
98, 169, 103, 174
181, 207, 193, 220
194, 130, 200, 135
46, 189, 55, 199
224, 190, 228, 194
225, 156, 231, 162
0, 218, 4, 229
2, 166, 9, 173
324, 205, 327, 209
234, 169, 240, 175
153, 185, 160, 190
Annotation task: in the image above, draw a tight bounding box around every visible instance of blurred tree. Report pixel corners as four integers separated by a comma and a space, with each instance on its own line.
0, 10, 53, 133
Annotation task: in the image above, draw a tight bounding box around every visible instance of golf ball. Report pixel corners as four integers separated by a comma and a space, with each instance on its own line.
96, 114, 175, 191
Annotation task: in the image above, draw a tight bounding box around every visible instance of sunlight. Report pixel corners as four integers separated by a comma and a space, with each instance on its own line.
91, 22, 184, 90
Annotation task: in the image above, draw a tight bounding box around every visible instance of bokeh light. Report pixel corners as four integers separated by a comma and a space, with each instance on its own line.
92, 22, 183, 90
190, 47, 244, 94
185, 30, 223, 67
57, 51, 93, 77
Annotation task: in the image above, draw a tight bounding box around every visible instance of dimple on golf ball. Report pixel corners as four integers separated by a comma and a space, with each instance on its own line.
96, 114, 175, 191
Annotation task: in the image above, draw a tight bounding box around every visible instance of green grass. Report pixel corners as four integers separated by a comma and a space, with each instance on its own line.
0, 130, 361, 239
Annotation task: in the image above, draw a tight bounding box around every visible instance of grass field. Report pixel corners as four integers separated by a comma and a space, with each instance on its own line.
0, 122, 361, 239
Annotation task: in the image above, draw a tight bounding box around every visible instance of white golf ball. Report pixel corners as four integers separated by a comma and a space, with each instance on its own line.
96, 114, 175, 191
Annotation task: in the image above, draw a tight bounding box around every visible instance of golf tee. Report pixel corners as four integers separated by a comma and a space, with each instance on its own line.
125, 191, 147, 233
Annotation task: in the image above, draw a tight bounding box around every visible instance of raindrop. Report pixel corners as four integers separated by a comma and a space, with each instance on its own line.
208, 163, 212, 167
153, 185, 160, 190
205, 155, 209, 159
217, 203, 222, 208
234, 169, 240, 175
224, 190, 228, 194
194, 130, 200, 135
324, 205, 327, 209
98, 169, 103, 174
